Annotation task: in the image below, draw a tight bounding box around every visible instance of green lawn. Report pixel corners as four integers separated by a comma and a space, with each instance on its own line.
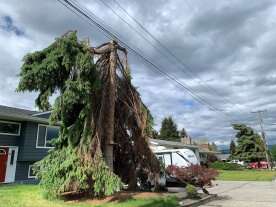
217, 170, 276, 181
0, 185, 178, 207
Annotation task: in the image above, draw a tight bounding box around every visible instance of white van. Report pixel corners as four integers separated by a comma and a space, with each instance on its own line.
154, 148, 200, 168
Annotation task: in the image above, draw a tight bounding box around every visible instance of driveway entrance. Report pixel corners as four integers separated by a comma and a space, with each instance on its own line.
203, 181, 276, 207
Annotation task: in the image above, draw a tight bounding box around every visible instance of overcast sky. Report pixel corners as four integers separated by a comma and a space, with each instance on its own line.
1, 0, 276, 145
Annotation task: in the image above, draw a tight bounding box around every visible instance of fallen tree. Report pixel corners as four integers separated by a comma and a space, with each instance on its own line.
17, 31, 160, 198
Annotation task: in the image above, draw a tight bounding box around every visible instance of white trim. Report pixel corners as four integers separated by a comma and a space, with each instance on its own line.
0, 120, 21, 136
36, 124, 59, 149
0, 146, 19, 183
28, 165, 36, 179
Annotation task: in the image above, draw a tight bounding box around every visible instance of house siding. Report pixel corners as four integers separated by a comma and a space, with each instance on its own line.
15, 161, 37, 183
0, 105, 55, 183
17, 122, 50, 161
0, 120, 23, 146
0, 134, 19, 146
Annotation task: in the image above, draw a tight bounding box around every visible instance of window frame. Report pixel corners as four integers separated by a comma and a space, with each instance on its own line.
28, 165, 36, 179
36, 124, 59, 149
0, 120, 21, 136
155, 152, 173, 167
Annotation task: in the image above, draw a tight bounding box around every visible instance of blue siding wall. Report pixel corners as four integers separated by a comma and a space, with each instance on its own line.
0, 119, 54, 182
0, 134, 19, 146
0, 121, 24, 146
17, 122, 50, 161
15, 161, 37, 183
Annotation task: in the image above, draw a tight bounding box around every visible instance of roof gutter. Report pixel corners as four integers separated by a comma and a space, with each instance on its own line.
0, 112, 50, 124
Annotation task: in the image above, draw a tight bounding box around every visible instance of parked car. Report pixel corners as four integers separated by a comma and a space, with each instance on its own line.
248, 161, 268, 169
228, 160, 245, 166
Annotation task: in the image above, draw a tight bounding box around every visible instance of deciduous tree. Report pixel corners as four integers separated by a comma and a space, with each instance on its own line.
270, 145, 276, 161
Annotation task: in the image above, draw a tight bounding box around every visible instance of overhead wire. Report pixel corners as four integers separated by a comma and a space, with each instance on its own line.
57, 0, 238, 124
109, 0, 240, 111
95, 0, 249, 123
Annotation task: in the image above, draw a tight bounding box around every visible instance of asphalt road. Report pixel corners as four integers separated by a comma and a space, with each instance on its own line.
202, 181, 276, 207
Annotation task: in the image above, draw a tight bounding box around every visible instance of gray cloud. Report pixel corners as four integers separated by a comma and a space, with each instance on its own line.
1, 0, 276, 145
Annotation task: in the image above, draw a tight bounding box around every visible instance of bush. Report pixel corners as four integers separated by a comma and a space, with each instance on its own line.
166, 165, 218, 189
186, 184, 199, 199
210, 161, 243, 171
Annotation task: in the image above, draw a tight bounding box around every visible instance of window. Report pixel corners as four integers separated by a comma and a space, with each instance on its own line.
36, 124, 59, 148
28, 165, 36, 178
0, 120, 21, 136
163, 153, 172, 166
157, 155, 164, 164
10, 150, 15, 165
45, 127, 59, 147
156, 153, 172, 167
172, 152, 191, 167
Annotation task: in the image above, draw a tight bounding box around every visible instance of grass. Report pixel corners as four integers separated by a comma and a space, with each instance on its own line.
0, 185, 178, 207
217, 169, 276, 181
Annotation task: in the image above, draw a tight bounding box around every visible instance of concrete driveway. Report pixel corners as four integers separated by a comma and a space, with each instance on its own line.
202, 181, 276, 207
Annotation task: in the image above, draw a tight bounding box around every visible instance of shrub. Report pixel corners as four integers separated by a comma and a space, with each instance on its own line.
210, 161, 243, 171
186, 184, 199, 199
166, 165, 218, 189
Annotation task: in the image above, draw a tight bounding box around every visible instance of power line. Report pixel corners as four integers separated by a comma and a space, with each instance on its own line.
57, 0, 237, 123
108, 0, 240, 110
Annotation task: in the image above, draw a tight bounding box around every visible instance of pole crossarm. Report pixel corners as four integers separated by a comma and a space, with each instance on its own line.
90, 40, 127, 55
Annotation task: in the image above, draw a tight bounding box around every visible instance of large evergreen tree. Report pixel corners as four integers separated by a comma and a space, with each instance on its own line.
151, 129, 159, 139
17, 32, 160, 198
179, 128, 188, 137
159, 116, 179, 141
232, 124, 266, 162
229, 140, 236, 156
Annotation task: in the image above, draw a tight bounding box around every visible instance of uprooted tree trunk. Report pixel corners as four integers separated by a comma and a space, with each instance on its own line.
17, 31, 160, 198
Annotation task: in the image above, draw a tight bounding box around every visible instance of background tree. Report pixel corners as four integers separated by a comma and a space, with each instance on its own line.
229, 140, 236, 156
151, 129, 159, 139
179, 128, 188, 137
209, 142, 218, 152
17, 32, 160, 198
270, 145, 276, 161
159, 116, 180, 141
232, 124, 266, 162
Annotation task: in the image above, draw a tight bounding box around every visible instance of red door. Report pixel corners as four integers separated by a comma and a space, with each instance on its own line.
0, 147, 8, 182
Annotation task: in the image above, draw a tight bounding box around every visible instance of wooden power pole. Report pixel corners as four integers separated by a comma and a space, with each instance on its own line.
91, 40, 127, 171
251, 110, 272, 170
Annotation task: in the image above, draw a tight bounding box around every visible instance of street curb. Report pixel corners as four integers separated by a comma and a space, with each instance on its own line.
179, 194, 218, 207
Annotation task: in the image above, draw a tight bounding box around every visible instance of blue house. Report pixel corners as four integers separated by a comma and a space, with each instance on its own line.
0, 105, 59, 183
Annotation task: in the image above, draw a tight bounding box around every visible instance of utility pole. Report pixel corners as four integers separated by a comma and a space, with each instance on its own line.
91, 40, 127, 171
251, 110, 272, 170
